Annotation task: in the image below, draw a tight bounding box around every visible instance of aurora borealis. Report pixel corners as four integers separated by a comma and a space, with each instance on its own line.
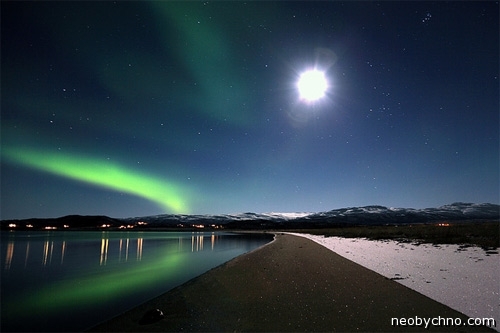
1, 2, 498, 219
2, 147, 189, 213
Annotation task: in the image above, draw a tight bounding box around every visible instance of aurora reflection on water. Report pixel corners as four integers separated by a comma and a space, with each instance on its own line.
1, 231, 272, 332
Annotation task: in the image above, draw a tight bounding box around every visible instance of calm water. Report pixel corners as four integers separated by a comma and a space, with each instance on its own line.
1, 230, 273, 332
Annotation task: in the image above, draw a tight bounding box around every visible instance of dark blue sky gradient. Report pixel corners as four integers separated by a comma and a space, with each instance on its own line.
1, 2, 498, 219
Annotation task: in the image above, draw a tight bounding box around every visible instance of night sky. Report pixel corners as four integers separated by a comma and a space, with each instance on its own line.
1, 1, 498, 219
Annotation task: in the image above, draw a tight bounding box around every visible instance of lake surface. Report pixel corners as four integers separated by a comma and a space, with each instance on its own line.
1, 230, 273, 332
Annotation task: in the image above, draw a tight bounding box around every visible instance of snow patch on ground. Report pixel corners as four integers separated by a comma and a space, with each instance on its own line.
290, 233, 499, 330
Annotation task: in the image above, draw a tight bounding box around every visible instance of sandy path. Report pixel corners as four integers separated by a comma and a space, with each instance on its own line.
89, 233, 494, 332
290, 232, 500, 329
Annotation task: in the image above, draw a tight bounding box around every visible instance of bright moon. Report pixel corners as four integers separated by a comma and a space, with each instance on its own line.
297, 69, 328, 102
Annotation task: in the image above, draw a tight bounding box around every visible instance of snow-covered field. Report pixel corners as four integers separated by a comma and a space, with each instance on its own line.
291, 233, 499, 330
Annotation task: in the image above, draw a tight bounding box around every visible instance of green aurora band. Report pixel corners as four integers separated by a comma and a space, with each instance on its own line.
150, 2, 254, 125
3, 148, 190, 213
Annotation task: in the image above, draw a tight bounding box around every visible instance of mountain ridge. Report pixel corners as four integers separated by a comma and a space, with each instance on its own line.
1, 202, 498, 230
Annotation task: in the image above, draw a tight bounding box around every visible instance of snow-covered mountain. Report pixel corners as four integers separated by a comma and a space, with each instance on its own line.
295, 202, 499, 225
123, 202, 499, 227
2, 203, 498, 230
120, 211, 311, 226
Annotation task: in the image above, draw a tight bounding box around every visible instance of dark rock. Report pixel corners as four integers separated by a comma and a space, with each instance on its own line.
139, 308, 164, 325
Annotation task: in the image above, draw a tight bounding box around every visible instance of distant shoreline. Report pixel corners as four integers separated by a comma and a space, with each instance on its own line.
2, 219, 498, 250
